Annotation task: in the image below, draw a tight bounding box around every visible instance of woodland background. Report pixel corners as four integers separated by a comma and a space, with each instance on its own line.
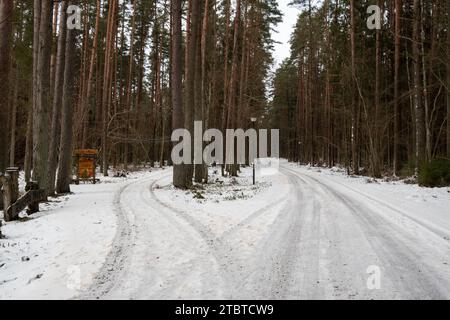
0, 0, 449, 194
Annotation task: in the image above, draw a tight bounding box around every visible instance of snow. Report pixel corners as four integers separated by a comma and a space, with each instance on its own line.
154, 165, 289, 238
288, 163, 450, 240
2, 161, 450, 299
79, 165, 290, 299
0, 169, 160, 299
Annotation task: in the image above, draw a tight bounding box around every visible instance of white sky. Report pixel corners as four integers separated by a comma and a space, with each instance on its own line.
272, 0, 300, 68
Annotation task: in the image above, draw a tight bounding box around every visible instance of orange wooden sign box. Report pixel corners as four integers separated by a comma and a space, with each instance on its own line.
73, 149, 99, 184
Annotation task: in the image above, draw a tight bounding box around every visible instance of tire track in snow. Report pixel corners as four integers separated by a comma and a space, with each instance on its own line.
79, 180, 138, 299
147, 176, 243, 298
148, 170, 323, 299
218, 180, 291, 241
235, 171, 323, 299
128, 177, 225, 299
303, 169, 450, 240
284, 166, 450, 299
79, 171, 167, 299
148, 171, 299, 298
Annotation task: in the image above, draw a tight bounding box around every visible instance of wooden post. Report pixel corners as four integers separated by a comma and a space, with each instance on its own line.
0, 173, 4, 210
93, 157, 97, 184
1, 174, 13, 221
75, 154, 80, 185
253, 163, 256, 185
26, 181, 40, 214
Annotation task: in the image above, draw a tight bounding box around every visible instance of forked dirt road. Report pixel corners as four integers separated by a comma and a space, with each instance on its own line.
81, 165, 450, 300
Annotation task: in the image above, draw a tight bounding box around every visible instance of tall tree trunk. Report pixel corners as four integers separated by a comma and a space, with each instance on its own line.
372, 0, 381, 178
412, 0, 425, 174
172, 0, 187, 188
420, 0, 431, 161
447, 0, 450, 157
219, 0, 231, 177
56, 11, 77, 194
350, 0, 358, 174
74, 1, 89, 144
48, 1, 68, 196
132, 11, 149, 165
124, 0, 136, 169
237, 1, 247, 131
25, 0, 42, 182
324, 0, 332, 167
226, 0, 241, 177
221, 0, 231, 132
33, 0, 53, 193
307, 0, 315, 165
393, 0, 401, 175
201, 0, 212, 178
81, 0, 101, 149
101, 0, 117, 176
50, 1, 59, 98
184, 0, 201, 187
194, 0, 210, 183
125, 0, 137, 112
24, 108, 33, 183
0, 0, 13, 173
9, 66, 19, 166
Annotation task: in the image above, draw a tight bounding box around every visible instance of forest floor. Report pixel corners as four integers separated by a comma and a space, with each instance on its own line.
1, 162, 450, 299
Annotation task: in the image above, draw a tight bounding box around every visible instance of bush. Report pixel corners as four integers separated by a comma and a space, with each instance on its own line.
419, 159, 450, 187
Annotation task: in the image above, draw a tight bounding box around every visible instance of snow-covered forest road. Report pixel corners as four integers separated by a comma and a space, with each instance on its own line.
80, 165, 450, 300
2, 164, 450, 299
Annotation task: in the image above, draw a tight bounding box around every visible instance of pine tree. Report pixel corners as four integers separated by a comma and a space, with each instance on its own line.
0, 0, 13, 173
